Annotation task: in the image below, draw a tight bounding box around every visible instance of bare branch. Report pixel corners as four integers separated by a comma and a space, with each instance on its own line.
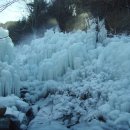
0, 0, 19, 12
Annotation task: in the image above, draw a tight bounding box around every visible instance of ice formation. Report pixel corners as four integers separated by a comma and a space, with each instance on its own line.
0, 27, 14, 63
14, 26, 97, 82
1, 21, 130, 130
0, 28, 20, 96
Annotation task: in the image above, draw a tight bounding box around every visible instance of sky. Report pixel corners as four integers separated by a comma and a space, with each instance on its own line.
0, 0, 30, 23
0, 0, 52, 23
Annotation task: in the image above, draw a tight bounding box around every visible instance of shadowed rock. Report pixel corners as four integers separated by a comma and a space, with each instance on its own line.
0, 106, 6, 117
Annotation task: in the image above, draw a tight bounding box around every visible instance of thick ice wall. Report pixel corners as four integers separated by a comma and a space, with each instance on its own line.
97, 37, 130, 80
0, 62, 20, 96
0, 28, 20, 96
15, 29, 97, 81
0, 27, 14, 64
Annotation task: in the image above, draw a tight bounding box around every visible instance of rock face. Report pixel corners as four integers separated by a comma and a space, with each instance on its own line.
0, 106, 6, 117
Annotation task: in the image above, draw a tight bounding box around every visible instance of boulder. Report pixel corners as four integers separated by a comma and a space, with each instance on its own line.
0, 114, 20, 130
0, 106, 6, 117
5, 114, 20, 130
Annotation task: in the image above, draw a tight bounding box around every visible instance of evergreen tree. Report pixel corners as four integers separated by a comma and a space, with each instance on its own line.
27, 0, 48, 34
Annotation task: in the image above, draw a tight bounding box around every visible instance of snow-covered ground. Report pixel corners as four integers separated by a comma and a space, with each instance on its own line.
1, 21, 130, 130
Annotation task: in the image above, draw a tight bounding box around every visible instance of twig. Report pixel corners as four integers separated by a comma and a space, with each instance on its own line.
0, 0, 19, 12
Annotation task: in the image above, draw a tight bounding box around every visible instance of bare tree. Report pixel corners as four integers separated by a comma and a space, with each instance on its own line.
0, 0, 19, 13
0, 0, 20, 39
